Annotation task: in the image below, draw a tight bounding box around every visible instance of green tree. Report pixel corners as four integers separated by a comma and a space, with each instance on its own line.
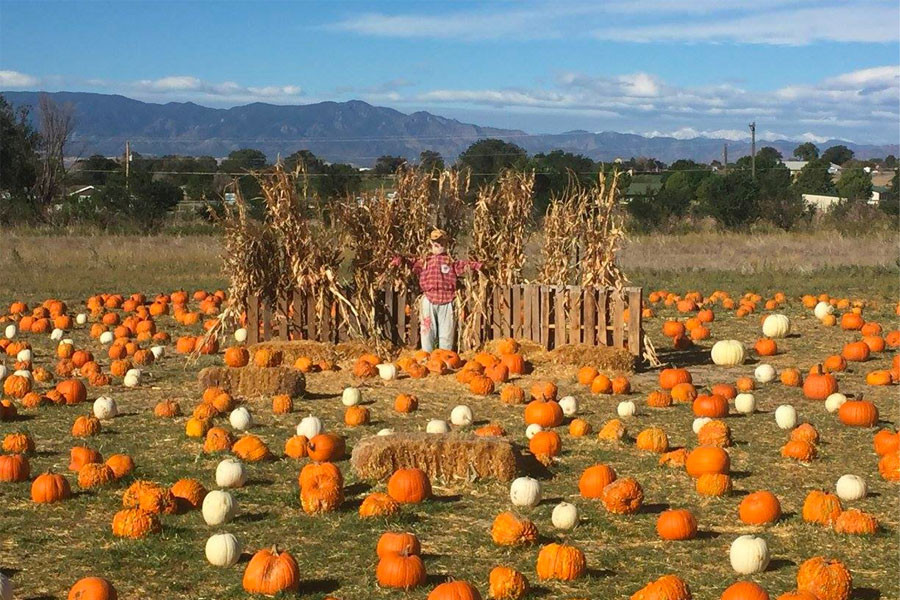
792, 158, 837, 196
0, 94, 39, 221
318, 163, 361, 200
373, 155, 407, 175
418, 150, 444, 173
530, 150, 596, 216
220, 149, 267, 201
793, 142, 819, 161
735, 146, 782, 172
835, 166, 872, 203
756, 162, 806, 229
879, 170, 899, 217
821, 145, 854, 166
884, 155, 897, 168
70, 154, 121, 186
284, 150, 324, 173
696, 171, 759, 228
456, 138, 527, 192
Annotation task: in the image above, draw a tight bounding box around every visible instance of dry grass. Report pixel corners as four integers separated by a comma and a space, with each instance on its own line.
350, 433, 519, 482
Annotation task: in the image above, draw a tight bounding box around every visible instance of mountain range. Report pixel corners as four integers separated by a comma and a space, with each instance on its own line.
4, 91, 897, 166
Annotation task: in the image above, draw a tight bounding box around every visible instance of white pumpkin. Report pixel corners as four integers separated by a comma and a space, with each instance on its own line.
341, 387, 361, 407
525, 423, 543, 439
616, 400, 636, 418
202, 490, 236, 526
123, 370, 141, 387
509, 476, 542, 507
426, 419, 450, 434
729, 535, 770, 574
762, 314, 791, 339
99, 331, 115, 345
234, 327, 248, 343
75, 313, 88, 325
205, 532, 241, 567
692, 417, 712, 434
835, 474, 867, 501
229, 407, 253, 431
711, 340, 746, 366
734, 393, 756, 415
296, 415, 323, 439
775, 405, 798, 430
215, 458, 247, 489
0, 365, 7, 381
0, 572, 12, 600
551, 502, 579, 529
16, 348, 32, 362
93, 396, 118, 419
376, 363, 397, 381
4, 324, 16, 339
377, 428, 395, 436
62, 338, 74, 346
50, 328, 64, 341
754, 364, 776, 383
13, 369, 31, 379
814, 301, 834, 320
558, 395, 578, 417
150, 345, 165, 360
825, 393, 847, 413
450, 404, 473, 426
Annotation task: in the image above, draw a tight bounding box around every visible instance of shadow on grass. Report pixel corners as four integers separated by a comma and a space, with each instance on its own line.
303, 391, 338, 401
852, 587, 881, 599
731, 470, 752, 480
767, 558, 796, 572
298, 578, 339, 597
696, 530, 720, 540
344, 482, 372, 497
641, 503, 670, 514
234, 511, 269, 523
432, 494, 462, 503
516, 454, 554, 480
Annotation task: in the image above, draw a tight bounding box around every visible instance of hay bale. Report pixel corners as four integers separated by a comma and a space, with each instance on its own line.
351, 433, 519, 483
247, 341, 337, 365
198, 366, 305, 397
549, 343, 635, 373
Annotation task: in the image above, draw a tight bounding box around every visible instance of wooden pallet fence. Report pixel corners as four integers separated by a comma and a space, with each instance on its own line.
246, 284, 642, 355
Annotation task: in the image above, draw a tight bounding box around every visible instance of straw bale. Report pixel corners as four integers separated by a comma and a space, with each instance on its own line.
198, 366, 306, 397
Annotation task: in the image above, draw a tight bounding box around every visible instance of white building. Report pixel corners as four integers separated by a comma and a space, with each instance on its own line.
782, 160, 841, 175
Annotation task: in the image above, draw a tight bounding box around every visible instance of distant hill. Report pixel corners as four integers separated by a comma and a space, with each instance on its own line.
4, 91, 897, 166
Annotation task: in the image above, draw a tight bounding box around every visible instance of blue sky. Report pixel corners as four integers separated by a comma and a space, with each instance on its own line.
1, 0, 898, 143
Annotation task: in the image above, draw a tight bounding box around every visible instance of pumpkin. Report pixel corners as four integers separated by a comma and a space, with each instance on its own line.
754, 338, 777, 356
791, 423, 819, 445
394, 394, 418, 413
67, 577, 118, 600
612, 376, 631, 394
782, 440, 817, 462
202, 490, 236, 525
215, 458, 247, 488
838, 399, 878, 427
551, 502, 579, 530
500, 385, 525, 405
376, 552, 426, 590
307, 433, 345, 462
578, 366, 599, 386
72, 415, 102, 437
693, 394, 728, 418
601, 477, 643, 514
775, 405, 798, 430
491, 511, 538, 546
122, 480, 177, 514
721, 581, 770, 600
170, 478, 207, 511
69, 446, 101, 471
739, 490, 781, 525
636, 427, 669, 453
796, 557, 852, 600
671, 382, 697, 403
686, 446, 730, 477
387, 468, 431, 503
105, 454, 134, 479
698, 420, 732, 447
780, 368, 802, 387
873, 429, 900, 456
509, 476, 542, 507
598, 418, 626, 441
77, 463, 113, 489
833, 509, 878, 535
2, 432, 34, 454
489, 566, 528, 600
839, 312, 863, 330
299, 462, 344, 514
647, 390, 673, 408
205, 532, 242, 567
359, 492, 400, 518
729, 535, 770, 574
111, 508, 160, 538
802, 490, 842, 526
631, 575, 692, 600
31, 470, 71, 503
428, 581, 481, 600
154, 399, 181, 418
711, 340, 746, 366
271, 394, 293, 414
568, 418, 592, 437
469, 375, 495, 396
656, 509, 697, 540
242, 547, 300, 595
762, 314, 790, 338
530, 381, 557, 402
579, 463, 617, 498
524, 399, 563, 428
529, 430, 561, 462
500, 354, 525, 376
344, 405, 370, 427
3, 373, 31, 398
697, 473, 732, 496
283, 435, 308, 459
535, 543, 586, 581
841, 341, 870, 362
591, 374, 612, 394
204, 427, 235, 453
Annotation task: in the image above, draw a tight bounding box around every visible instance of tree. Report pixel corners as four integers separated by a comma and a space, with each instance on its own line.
756, 162, 806, 229
885, 155, 897, 169
220, 148, 267, 201
879, 169, 899, 217
373, 155, 407, 175
835, 166, 872, 203
456, 138, 527, 191
70, 155, 121, 186
792, 158, 836, 196
821, 145, 854, 166
793, 142, 819, 161
735, 146, 782, 172
284, 149, 324, 174
33, 94, 74, 220
530, 150, 596, 215
696, 171, 759, 228
0, 94, 38, 218
318, 163, 361, 200
418, 150, 444, 173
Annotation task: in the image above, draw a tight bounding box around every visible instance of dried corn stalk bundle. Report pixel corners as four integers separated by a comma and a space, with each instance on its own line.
435, 169, 470, 248
580, 170, 627, 289
538, 172, 588, 284
460, 169, 533, 350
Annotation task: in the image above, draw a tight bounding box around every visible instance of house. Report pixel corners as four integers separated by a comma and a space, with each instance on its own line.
623, 174, 663, 201
781, 160, 841, 175
871, 186, 890, 203
802, 194, 842, 210
67, 185, 97, 200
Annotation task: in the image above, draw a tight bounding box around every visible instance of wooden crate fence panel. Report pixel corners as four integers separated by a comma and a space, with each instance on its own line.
249, 284, 643, 355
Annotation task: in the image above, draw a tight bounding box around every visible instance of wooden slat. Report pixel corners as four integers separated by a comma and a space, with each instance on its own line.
306, 292, 318, 342
277, 292, 290, 340
320, 297, 331, 343
612, 291, 625, 349
291, 293, 304, 340
397, 288, 408, 346
383, 285, 396, 345
522, 285, 532, 341
568, 286, 582, 345
511, 286, 521, 339
261, 302, 272, 341
554, 286, 566, 348
530, 285, 541, 345
409, 296, 420, 349
246, 296, 259, 345
627, 287, 643, 356
540, 286, 551, 348
597, 288, 609, 346
582, 287, 596, 346
500, 286, 512, 339
492, 285, 502, 340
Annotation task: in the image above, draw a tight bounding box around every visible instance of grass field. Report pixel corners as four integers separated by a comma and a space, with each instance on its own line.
0, 231, 897, 599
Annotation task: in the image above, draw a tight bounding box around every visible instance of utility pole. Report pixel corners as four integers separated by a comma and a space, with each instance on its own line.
723, 144, 728, 175
124, 140, 131, 190
749, 122, 756, 180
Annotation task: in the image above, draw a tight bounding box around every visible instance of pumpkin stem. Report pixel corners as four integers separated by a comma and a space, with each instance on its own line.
816, 364, 823, 375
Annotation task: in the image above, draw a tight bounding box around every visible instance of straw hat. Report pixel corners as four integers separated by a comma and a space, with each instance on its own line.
429, 229, 449, 244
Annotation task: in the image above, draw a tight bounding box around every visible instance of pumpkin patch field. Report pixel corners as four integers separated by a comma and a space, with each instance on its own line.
0, 246, 898, 599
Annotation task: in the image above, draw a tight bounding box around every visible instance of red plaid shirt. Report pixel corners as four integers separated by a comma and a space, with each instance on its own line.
405, 254, 480, 304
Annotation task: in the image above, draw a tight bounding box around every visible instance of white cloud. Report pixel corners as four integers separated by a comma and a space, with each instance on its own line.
0, 70, 40, 87
132, 76, 302, 100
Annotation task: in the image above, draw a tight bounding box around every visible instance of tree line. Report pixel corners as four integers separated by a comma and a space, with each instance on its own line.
1, 93, 897, 231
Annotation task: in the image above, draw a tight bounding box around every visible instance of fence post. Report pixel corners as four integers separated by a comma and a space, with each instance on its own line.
627, 287, 643, 356
247, 295, 259, 345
